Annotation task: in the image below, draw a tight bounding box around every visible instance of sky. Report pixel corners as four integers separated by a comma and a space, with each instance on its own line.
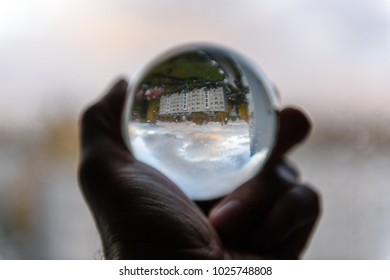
1, 0, 390, 128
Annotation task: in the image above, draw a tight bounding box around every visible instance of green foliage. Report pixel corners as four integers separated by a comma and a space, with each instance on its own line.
140, 51, 225, 93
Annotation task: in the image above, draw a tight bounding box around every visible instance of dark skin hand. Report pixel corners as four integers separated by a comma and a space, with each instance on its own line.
78, 78, 321, 259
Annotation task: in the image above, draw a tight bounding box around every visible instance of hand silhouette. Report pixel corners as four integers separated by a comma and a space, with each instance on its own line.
78, 78, 320, 259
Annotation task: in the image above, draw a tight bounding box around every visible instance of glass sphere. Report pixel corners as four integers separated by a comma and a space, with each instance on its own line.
123, 44, 279, 200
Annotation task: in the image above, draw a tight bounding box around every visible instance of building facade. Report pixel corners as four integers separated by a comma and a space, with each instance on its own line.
159, 87, 227, 116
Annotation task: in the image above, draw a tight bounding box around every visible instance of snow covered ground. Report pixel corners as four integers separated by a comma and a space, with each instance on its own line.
128, 120, 269, 200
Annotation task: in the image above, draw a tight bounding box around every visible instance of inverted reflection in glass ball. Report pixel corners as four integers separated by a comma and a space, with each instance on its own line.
124, 44, 279, 200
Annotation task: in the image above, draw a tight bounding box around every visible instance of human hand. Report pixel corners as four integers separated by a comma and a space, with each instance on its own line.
78, 78, 320, 259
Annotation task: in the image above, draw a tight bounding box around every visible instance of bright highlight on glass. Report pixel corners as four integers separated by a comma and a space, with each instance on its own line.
124, 44, 279, 200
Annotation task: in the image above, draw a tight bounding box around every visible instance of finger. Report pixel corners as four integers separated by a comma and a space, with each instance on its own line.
80, 78, 129, 152
196, 199, 222, 216
271, 107, 312, 160
271, 222, 318, 259
208, 161, 298, 244
79, 78, 133, 192
195, 108, 309, 215
208, 107, 310, 237
249, 184, 321, 257
197, 157, 299, 216
197, 157, 300, 216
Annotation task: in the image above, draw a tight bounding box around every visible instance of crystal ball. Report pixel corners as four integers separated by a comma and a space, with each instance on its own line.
123, 44, 279, 200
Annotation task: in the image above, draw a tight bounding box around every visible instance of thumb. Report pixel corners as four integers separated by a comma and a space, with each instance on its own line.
80, 78, 129, 153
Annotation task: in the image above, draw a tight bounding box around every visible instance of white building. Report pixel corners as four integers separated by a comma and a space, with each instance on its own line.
159, 87, 227, 115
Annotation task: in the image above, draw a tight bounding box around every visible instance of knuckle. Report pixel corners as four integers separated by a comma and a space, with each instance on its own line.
288, 184, 321, 219
300, 184, 321, 217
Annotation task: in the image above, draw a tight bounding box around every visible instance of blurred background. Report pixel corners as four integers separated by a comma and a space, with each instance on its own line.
1, 0, 390, 259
